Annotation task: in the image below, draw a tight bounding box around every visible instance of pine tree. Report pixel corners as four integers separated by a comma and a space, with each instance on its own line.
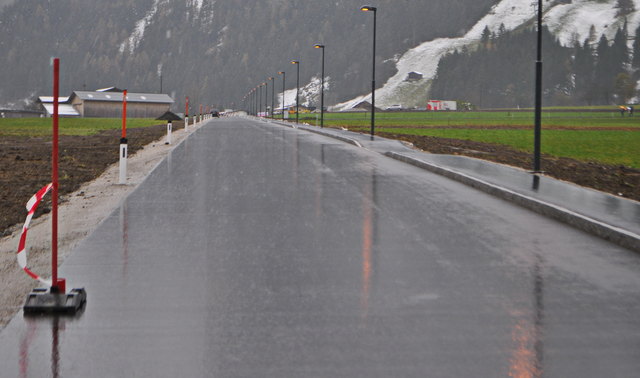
594, 34, 614, 104
611, 25, 629, 72
480, 25, 491, 49
632, 25, 640, 69
574, 39, 596, 105
616, 0, 635, 17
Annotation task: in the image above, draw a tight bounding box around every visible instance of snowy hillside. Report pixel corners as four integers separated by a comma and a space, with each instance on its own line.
334, 0, 640, 111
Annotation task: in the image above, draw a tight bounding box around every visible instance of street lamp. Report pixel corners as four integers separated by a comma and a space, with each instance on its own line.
263, 82, 268, 118
291, 60, 300, 124
361, 5, 377, 140
533, 0, 543, 172
269, 77, 275, 118
258, 84, 263, 117
278, 71, 286, 120
254, 87, 258, 116
314, 44, 325, 128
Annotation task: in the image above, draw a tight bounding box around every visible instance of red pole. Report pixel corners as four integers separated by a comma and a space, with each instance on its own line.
185, 96, 189, 117
122, 90, 127, 139
52, 58, 59, 291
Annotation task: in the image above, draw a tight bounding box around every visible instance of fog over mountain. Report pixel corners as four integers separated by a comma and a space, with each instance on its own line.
0, 0, 497, 110
0, 0, 637, 111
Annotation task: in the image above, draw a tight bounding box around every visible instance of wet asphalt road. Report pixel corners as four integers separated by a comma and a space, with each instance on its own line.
1, 117, 640, 377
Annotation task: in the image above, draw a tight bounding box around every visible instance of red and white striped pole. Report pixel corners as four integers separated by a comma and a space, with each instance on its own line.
199, 104, 203, 123
19, 58, 86, 313
119, 90, 128, 184
51, 58, 64, 293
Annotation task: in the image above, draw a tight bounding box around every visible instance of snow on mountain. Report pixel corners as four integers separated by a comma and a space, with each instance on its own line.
119, 0, 164, 54
546, 0, 640, 46
333, 0, 640, 111
278, 76, 330, 110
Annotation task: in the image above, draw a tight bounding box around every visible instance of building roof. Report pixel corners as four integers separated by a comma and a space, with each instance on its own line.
38, 96, 71, 103
41, 103, 81, 117
96, 87, 125, 92
71, 91, 173, 104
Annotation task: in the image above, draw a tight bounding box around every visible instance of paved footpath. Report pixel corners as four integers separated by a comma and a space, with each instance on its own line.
1, 117, 639, 377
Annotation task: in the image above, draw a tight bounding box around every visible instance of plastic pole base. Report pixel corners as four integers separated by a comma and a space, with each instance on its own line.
24, 287, 87, 315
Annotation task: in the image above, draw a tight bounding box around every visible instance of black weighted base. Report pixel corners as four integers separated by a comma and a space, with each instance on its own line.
23, 287, 86, 315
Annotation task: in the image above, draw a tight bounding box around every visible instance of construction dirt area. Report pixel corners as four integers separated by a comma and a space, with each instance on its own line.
0, 121, 187, 328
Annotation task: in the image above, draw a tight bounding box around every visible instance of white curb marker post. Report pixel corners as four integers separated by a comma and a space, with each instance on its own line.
166, 120, 172, 145
119, 90, 128, 185
185, 96, 189, 132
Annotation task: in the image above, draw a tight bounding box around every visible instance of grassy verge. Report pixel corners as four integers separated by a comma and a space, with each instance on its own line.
0, 118, 162, 136
300, 111, 640, 128
296, 110, 639, 169
370, 127, 640, 168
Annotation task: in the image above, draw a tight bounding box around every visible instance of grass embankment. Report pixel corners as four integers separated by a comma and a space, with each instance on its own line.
299, 111, 640, 169
0, 118, 161, 136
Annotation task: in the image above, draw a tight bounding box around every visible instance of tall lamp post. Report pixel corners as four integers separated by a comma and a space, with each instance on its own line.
533, 0, 543, 172
269, 77, 275, 118
253, 88, 257, 116
278, 71, 286, 120
314, 44, 325, 128
258, 83, 264, 117
263, 82, 268, 118
361, 5, 377, 140
291, 60, 300, 124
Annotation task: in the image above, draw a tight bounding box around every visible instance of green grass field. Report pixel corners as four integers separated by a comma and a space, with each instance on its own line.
300, 110, 640, 128
0, 118, 161, 136
299, 110, 640, 168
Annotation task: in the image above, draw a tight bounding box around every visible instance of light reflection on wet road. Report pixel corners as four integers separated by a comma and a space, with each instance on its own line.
1, 117, 640, 377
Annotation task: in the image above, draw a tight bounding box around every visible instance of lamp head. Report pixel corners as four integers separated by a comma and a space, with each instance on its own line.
278, 71, 285, 75
291, 60, 299, 65
314, 44, 325, 49
360, 5, 376, 12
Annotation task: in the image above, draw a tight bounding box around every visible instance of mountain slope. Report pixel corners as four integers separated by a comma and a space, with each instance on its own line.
0, 0, 498, 110
336, 0, 640, 110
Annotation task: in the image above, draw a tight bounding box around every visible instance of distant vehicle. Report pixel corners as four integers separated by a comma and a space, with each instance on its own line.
211, 110, 220, 117
427, 100, 457, 111
386, 104, 403, 111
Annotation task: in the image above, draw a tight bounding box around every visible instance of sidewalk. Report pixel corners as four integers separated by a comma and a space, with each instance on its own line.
264, 118, 640, 252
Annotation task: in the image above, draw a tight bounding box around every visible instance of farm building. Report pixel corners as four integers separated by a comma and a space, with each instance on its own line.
405, 71, 424, 82
39, 91, 173, 118
0, 109, 45, 118
70, 91, 173, 118
39, 96, 81, 117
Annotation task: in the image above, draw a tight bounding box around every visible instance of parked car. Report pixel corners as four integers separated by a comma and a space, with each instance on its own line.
386, 104, 403, 111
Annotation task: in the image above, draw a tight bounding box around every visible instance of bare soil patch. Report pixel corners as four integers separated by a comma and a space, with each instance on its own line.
377, 132, 640, 202
1, 122, 183, 236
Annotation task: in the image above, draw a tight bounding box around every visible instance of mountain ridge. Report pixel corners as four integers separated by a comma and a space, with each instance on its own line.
2, 0, 635, 111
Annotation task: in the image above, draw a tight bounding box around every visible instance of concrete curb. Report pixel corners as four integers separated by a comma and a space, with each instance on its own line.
386, 151, 640, 253
298, 126, 363, 148
267, 120, 363, 147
